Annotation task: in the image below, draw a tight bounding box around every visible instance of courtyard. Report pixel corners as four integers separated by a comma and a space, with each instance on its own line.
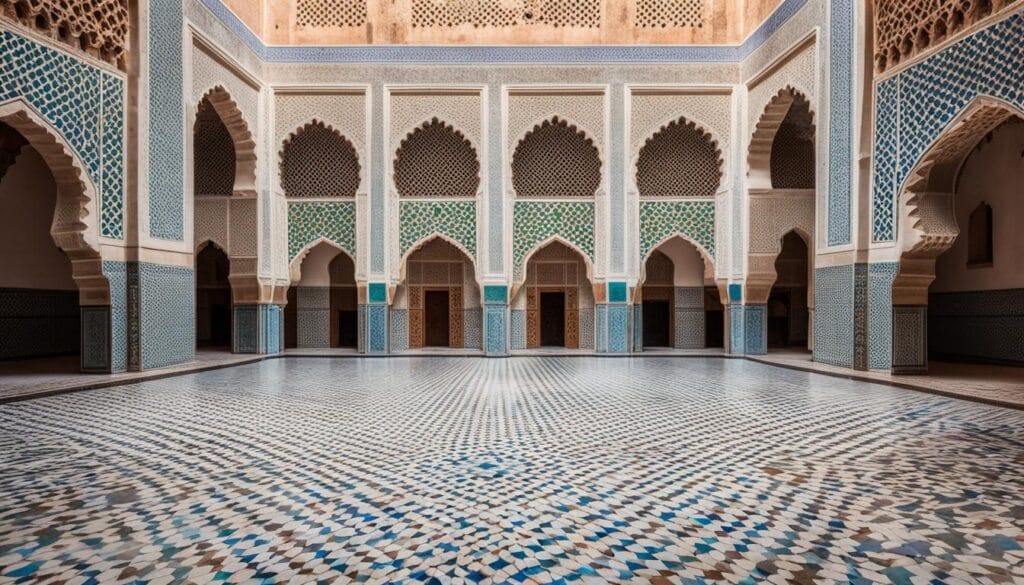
1, 358, 1022, 583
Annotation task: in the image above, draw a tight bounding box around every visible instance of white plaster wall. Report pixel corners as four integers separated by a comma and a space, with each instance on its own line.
932, 121, 1024, 293
298, 242, 344, 286
657, 238, 706, 287
0, 147, 76, 290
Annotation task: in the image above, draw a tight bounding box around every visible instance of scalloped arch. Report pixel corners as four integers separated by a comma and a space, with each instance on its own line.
512, 116, 602, 198
195, 86, 257, 196
747, 87, 816, 191
636, 117, 723, 198
280, 119, 361, 198
394, 118, 480, 198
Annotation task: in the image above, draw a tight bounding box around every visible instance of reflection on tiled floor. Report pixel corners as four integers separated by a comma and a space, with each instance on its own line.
1, 357, 1023, 584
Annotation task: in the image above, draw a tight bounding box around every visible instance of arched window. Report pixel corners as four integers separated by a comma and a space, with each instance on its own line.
967, 202, 993, 266
193, 96, 236, 197
281, 121, 360, 198
770, 95, 815, 190
512, 117, 601, 198
637, 118, 722, 198
394, 118, 479, 198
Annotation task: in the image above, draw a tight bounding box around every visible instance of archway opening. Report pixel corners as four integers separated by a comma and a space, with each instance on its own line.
396, 238, 481, 350
927, 117, 1024, 366
285, 242, 358, 350
0, 122, 81, 364
767, 231, 810, 350
639, 238, 721, 351
519, 241, 594, 350
195, 243, 232, 349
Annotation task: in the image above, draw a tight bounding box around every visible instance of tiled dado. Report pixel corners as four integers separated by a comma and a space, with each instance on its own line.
598, 282, 630, 354
234, 304, 283, 355
484, 285, 509, 356
363, 283, 388, 354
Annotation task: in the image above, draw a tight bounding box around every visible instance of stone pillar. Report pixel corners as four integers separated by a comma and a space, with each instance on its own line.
726, 283, 744, 354
892, 305, 928, 374
363, 282, 388, 354
296, 286, 330, 348
597, 282, 630, 354
483, 285, 509, 356
632, 302, 643, 352
233, 304, 283, 354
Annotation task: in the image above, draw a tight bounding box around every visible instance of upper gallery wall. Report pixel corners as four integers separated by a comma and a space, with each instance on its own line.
219, 0, 783, 45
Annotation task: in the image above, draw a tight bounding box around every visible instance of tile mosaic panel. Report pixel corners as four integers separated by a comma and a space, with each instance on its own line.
102, 260, 128, 373
676, 309, 705, 349
80, 306, 111, 372
928, 288, 1024, 365
148, 1, 185, 240
868, 263, 898, 370
485, 305, 508, 355
814, 264, 855, 368
463, 308, 483, 350
288, 201, 357, 260
510, 309, 526, 350
729, 303, 744, 354
607, 305, 629, 353
391, 309, 409, 352
0, 29, 125, 240
367, 304, 388, 353
399, 200, 477, 260
827, 0, 854, 246
743, 304, 766, 355
872, 14, 1024, 242
893, 305, 927, 374
638, 200, 715, 260
512, 201, 595, 279
140, 263, 194, 369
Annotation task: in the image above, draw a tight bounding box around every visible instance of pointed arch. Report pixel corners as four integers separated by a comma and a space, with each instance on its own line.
194, 86, 257, 196
515, 234, 595, 292
892, 95, 1024, 305
0, 100, 108, 304
639, 233, 715, 286
747, 87, 816, 191
636, 117, 724, 198
512, 116, 602, 198
280, 119, 361, 199
394, 118, 480, 198
398, 232, 479, 286
289, 236, 357, 284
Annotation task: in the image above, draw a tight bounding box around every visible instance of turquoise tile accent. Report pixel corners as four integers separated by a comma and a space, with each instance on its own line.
484, 285, 508, 304
368, 283, 387, 304
608, 282, 627, 304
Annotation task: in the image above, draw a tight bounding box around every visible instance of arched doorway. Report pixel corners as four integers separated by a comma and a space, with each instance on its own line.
195, 243, 232, 349
767, 231, 810, 350
395, 238, 481, 350
892, 99, 1024, 373
638, 237, 719, 350
0, 122, 80, 362
518, 240, 595, 350
285, 241, 358, 350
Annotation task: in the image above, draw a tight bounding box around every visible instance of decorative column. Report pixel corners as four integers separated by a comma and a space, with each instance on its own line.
483, 285, 509, 356
597, 281, 630, 354
233, 304, 282, 354
362, 282, 388, 354
727, 283, 744, 354
743, 304, 767, 355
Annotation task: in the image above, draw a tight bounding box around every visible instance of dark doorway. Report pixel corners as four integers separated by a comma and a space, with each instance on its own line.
424, 290, 450, 347
196, 244, 232, 349
338, 310, 358, 348
284, 287, 297, 349
768, 231, 809, 349
705, 309, 725, 348
540, 291, 566, 347
643, 300, 671, 348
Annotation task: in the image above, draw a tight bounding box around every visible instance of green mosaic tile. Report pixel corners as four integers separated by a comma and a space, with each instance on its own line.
513, 201, 595, 277
399, 200, 477, 259
288, 201, 356, 260
639, 200, 715, 260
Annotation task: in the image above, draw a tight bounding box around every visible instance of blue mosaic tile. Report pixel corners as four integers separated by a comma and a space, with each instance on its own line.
140, 263, 194, 369
814, 264, 855, 368
147, 1, 185, 240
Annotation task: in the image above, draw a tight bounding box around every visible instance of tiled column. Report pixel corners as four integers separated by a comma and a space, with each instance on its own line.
363, 282, 388, 354
674, 287, 705, 349
892, 305, 928, 375
743, 304, 767, 355
296, 286, 330, 348
234, 304, 283, 354
597, 282, 630, 354
632, 304, 643, 352
727, 284, 744, 354
483, 285, 509, 356
80, 306, 113, 373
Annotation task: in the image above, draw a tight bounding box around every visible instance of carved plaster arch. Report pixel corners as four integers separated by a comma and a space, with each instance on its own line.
195, 86, 257, 196
746, 223, 815, 305
747, 87, 816, 191
892, 95, 1024, 305
397, 232, 481, 295
513, 234, 596, 299
394, 118, 481, 198
279, 119, 361, 198
512, 116, 603, 198
0, 100, 109, 305
634, 116, 725, 197
638, 233, 715, 288
289, 236, 356, 285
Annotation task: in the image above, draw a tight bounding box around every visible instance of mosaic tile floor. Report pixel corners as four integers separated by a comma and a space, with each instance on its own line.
2, 357, 1023, 584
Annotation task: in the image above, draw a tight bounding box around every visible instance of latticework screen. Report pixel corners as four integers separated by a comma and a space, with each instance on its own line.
394, 119, 480, 198
281, 121, 361, 199
513, 117, 601, 198
635, 0, 704, 28
636, 118, 721, 198
770, 99, 815, 190
296, 0, 367, 27
194, 97, 236, 197
411, 0, 601, 28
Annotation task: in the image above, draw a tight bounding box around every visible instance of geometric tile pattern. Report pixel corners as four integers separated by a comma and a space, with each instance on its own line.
827, 0, 854, 246
399, 200, 477, 260
139, 263, 194, 370
512, 201, 594, 279
872, 14, 1024, 242
288, 201, 357, 260
2, 357, 1023, 583
868, 262, 899, 370
0, 29, 126, 240
147, 0, 185, 240
814, 265, 855, 368
639, 200, 715, 260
